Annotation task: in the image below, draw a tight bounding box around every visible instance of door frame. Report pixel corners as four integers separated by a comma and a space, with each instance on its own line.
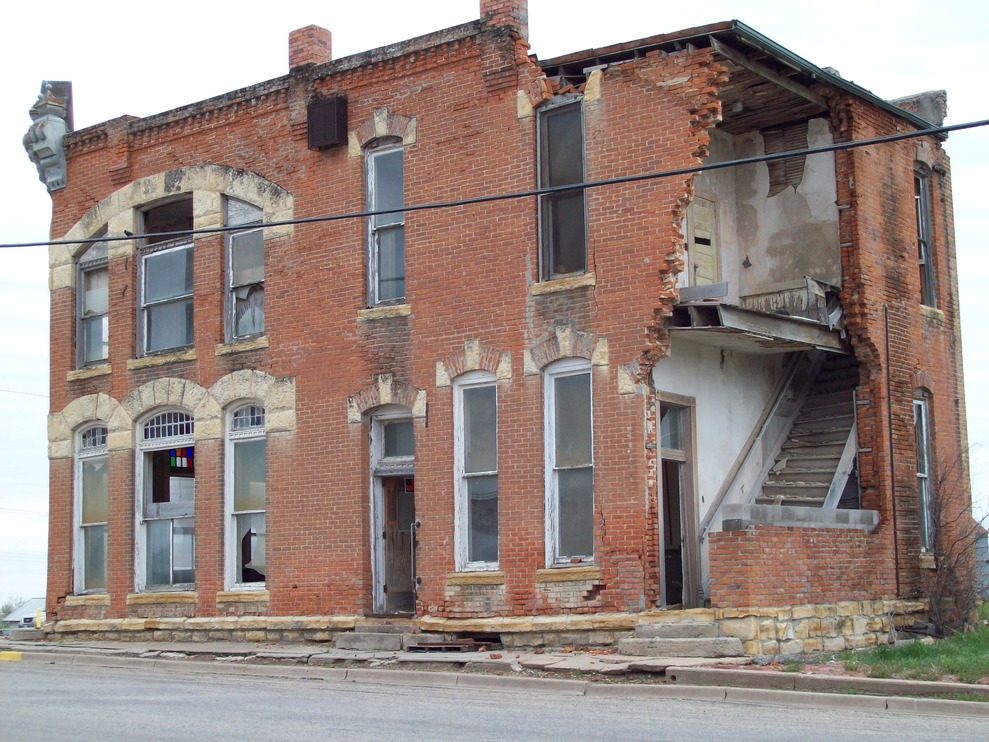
369, 406, 415, 614
657, 392, 701, 608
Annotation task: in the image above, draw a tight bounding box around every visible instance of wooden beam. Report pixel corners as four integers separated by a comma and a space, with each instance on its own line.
711, 37, 828, 110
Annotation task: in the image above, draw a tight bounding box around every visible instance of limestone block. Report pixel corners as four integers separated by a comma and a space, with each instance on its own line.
791, 604, 817, 620
743, 640, 762, 656
244, 631, 267, 642
759, 640, 780, 655
801, 638, 824, 653
761, 619, 779, 641
719, 617, 758, 641
584, 69, 602, 101
779, 639, 804, 656
816, 603, 839, 618
265, 409, 296, 433
822, 636, 846, 652
836, 601, 861, 617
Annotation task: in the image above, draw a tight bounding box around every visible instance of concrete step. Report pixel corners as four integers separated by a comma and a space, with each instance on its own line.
335, 631, 408, 651
617, 636, 745, 658
634, 622, 717, 639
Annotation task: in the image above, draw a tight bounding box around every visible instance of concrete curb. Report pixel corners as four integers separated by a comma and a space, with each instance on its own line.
10, 645, 989, 718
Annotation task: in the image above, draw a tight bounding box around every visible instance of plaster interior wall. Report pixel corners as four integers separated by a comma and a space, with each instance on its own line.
695, 120, 841, 299
652, 336, 782, 596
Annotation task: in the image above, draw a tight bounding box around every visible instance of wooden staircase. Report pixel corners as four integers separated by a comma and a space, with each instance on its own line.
756, 354, 858, 508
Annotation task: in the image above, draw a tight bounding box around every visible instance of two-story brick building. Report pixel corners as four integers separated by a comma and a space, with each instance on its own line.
30, 1, 970, 653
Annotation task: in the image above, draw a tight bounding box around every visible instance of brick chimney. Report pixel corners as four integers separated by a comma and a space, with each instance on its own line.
480, 0, 528, 38
289, 25, 332, 70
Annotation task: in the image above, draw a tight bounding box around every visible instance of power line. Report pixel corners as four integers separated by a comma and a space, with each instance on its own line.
0, 508, 49, 516
0, 387, 48, 399
2, 118, 987, 251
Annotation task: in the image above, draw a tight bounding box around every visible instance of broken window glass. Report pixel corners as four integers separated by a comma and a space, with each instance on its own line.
227, 199, 265, 339
77, 239, 108, 367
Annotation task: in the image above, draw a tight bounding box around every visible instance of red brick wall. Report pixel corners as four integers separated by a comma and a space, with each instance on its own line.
709, 526, 888, 607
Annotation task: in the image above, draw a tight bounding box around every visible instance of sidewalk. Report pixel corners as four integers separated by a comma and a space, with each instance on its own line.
3, 637, 988, 718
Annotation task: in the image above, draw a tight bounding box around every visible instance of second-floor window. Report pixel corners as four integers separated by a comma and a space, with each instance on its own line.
77, 237, 108, 367
139, 199, 194, 354
226, 198, 264, 339
366, 142, 405, 305
538, 98, 586, 279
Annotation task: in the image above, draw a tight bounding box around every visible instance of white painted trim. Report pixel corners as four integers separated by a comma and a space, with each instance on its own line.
453, 370, 498, 572
224, 401, 266, 590
543, 357, 594, 567
74, 424, 108, 594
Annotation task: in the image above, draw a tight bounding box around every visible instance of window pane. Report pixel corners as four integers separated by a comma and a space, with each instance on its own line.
383, 421, 414, 458
464, 386, 497, 473
81, 315, 108, 364
82, 266, 108, 315
468, 475, 498, 563
542, 105, 583, 187
376, 225, 405, 301
172, 518, 195, 584
373, 149, 404, 223
555, 373, 592, 467
660, 406, 683, 450
83, 524, 107, 590
234, 285, 264, 337
914, 402, 929, 475
231, 230, 264, 286
236, 512, 266, 583
146, 519, 171, 586
81, 456, 108, 524
546, 190, 586, 275
146, 299, 194, 352
145, 246, 193, 302
233, 438, 266, 512
227, 198, 262, 227
558, 467, 593, 558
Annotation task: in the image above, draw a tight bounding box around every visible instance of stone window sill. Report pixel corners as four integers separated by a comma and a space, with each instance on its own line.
67, 364, 112, 382
358, 303, 412, 321
126, 591, 198, 605
445, 571, 506, 586
215, 336, 269, 356
65, 593, 110, 607
919, 305, 945, 322
531, 272, 596, 296
535, 565, 602, 582
127, 348, 197, 370
216, 589, 269, 603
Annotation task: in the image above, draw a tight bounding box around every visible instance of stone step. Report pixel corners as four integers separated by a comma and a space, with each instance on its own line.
335, 631, 408, 651
634, 622, 718, 639
354, 623, 413, 634
617, 636, 745, 658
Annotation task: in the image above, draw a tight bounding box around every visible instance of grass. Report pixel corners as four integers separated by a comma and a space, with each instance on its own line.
834, 603, 989, 684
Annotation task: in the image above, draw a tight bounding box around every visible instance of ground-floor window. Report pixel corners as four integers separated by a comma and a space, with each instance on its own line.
228, 404, 266, 587
76, 425, 108, 592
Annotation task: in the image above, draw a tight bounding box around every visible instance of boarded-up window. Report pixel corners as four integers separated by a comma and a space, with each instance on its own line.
763, 122, 808, 197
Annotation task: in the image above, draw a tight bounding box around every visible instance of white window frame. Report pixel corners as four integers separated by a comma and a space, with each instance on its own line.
366, 141, 406, 306
225, 403, 267, 589
138, 239, 195, 355
544, 357, 594, 566
537, 95, 587, 280
915, 166, 937, 308
74, 424, 108, 593
225, 197, 265, 341
914, 396, 933, 551
453, 371, 499, 571
134, 409, 196, 592
76, 238, 109, 368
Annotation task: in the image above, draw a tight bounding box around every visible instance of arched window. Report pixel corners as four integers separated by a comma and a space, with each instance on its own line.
227, 404, 266, 587
138, 410, 195, 588
75, 425, 108, 591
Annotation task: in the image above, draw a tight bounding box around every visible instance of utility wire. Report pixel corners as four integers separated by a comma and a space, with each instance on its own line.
0, 387, 48, 399
2, 117, 987, 251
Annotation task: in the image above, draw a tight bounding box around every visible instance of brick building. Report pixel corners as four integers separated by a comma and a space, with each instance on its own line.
29, 1, 970, 653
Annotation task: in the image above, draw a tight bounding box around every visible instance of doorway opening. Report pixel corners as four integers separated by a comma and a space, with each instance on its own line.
658, 399, 699, 608
370, 411, 417, 614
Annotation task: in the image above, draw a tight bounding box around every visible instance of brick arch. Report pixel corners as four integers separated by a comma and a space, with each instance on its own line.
50, 164, 294, 278
435, 339, 512, 387
523, 325, 609, 375
347, 374, 426, 423
351, 107, 417, 151
122, 377, 221, 441
48, 393, 131, 460
210, 369, 297, 433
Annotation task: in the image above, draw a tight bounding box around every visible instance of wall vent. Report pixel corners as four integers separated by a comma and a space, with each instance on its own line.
308, 96, 347, 150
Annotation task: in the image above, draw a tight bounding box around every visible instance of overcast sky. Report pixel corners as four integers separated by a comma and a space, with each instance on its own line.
1, 1, 986, 605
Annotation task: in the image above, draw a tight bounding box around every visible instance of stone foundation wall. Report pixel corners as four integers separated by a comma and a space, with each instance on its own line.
45, 599, 927, 655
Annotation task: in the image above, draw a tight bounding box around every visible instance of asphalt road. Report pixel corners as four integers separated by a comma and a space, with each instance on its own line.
2, 662, 986, 741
